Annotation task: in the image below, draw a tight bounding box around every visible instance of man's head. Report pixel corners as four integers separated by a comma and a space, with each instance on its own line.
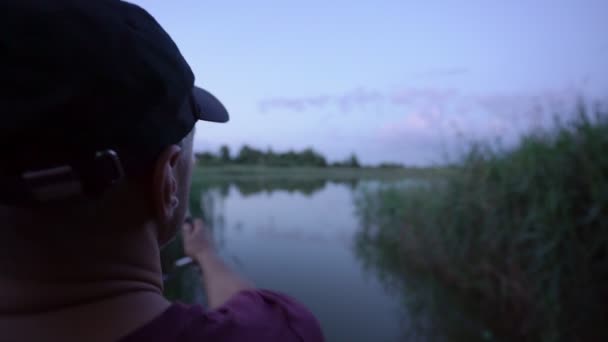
0, 0, 228, 257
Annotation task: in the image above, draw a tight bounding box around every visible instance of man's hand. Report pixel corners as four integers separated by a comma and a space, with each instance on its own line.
182, 218, 216, 259
182, 217, 253, 309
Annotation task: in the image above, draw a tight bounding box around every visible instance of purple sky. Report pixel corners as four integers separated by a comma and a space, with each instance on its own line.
132, 0, 608, 165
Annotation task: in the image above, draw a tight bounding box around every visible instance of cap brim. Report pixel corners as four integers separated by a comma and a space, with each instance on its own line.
192, 86, 229, 123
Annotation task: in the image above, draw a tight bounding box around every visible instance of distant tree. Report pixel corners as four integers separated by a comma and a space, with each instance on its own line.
300, 148, 327, 167
265, 147, 278, 165
219, 145, 231, 163
284, 150, 297, 166
331, 154, 360, 168
195, 152, 220, 165
378, 162, 404, 169
235, 145, 264, 164
222, 144, 332, 167
235, 145, 250, 164
273, 149, 297, 167
347, 154, 360, 168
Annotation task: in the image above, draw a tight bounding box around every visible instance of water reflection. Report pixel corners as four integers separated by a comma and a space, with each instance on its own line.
192, 177, 359, 200
162, 178, 406, 341
163, 177, 489, 341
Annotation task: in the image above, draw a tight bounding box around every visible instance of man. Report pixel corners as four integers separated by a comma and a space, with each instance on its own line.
0, 0, 324, 341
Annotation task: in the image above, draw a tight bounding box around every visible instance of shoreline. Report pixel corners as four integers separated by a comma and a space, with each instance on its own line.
193, 164, 447, 181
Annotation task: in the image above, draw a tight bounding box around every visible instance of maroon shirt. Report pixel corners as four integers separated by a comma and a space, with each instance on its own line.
120, 289, 324, 342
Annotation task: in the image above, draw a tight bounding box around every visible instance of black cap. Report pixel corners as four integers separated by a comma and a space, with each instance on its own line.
0, 0, 229, 206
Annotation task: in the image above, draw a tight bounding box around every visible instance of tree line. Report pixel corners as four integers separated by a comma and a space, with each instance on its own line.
195, 145, 403, 168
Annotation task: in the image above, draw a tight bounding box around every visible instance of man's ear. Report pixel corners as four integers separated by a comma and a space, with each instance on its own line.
152, 144, 183, 224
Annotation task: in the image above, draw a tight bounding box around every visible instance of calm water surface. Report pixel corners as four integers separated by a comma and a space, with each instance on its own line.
162, 179, 413, 342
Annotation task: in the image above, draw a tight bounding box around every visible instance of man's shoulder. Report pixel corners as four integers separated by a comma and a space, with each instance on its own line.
121, 289, 324, 342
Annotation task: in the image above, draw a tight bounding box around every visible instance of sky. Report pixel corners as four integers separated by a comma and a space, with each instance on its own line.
131, 0, 608, 165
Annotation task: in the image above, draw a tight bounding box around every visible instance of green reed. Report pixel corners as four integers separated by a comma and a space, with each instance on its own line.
354, 104, 608, 341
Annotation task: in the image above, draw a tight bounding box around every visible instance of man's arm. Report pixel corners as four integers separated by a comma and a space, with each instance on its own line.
182, 219, 253, 309
182, 218, 324, 341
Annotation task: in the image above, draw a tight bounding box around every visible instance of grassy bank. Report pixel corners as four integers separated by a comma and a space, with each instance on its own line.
354, 107, 608, 341
190, 165, 448, 201
189, 165, 441, 203
192, 164, 447, 182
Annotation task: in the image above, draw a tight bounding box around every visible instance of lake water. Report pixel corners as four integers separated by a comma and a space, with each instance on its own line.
161, 179, 408, 342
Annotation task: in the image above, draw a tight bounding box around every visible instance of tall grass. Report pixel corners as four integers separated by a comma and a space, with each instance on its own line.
354, 105, 608, 341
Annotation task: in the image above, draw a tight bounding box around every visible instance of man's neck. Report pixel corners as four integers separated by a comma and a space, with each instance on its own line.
0, 225, 171, 342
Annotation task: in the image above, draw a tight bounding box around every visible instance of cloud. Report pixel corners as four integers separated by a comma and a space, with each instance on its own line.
258, 87, 385, 113
250, 84, 589, 165
258, 84, 585, 118
378, 115, 435, 144
405, 67, 471, 79
258, 87, 461, 114
372, 87, 585, 161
